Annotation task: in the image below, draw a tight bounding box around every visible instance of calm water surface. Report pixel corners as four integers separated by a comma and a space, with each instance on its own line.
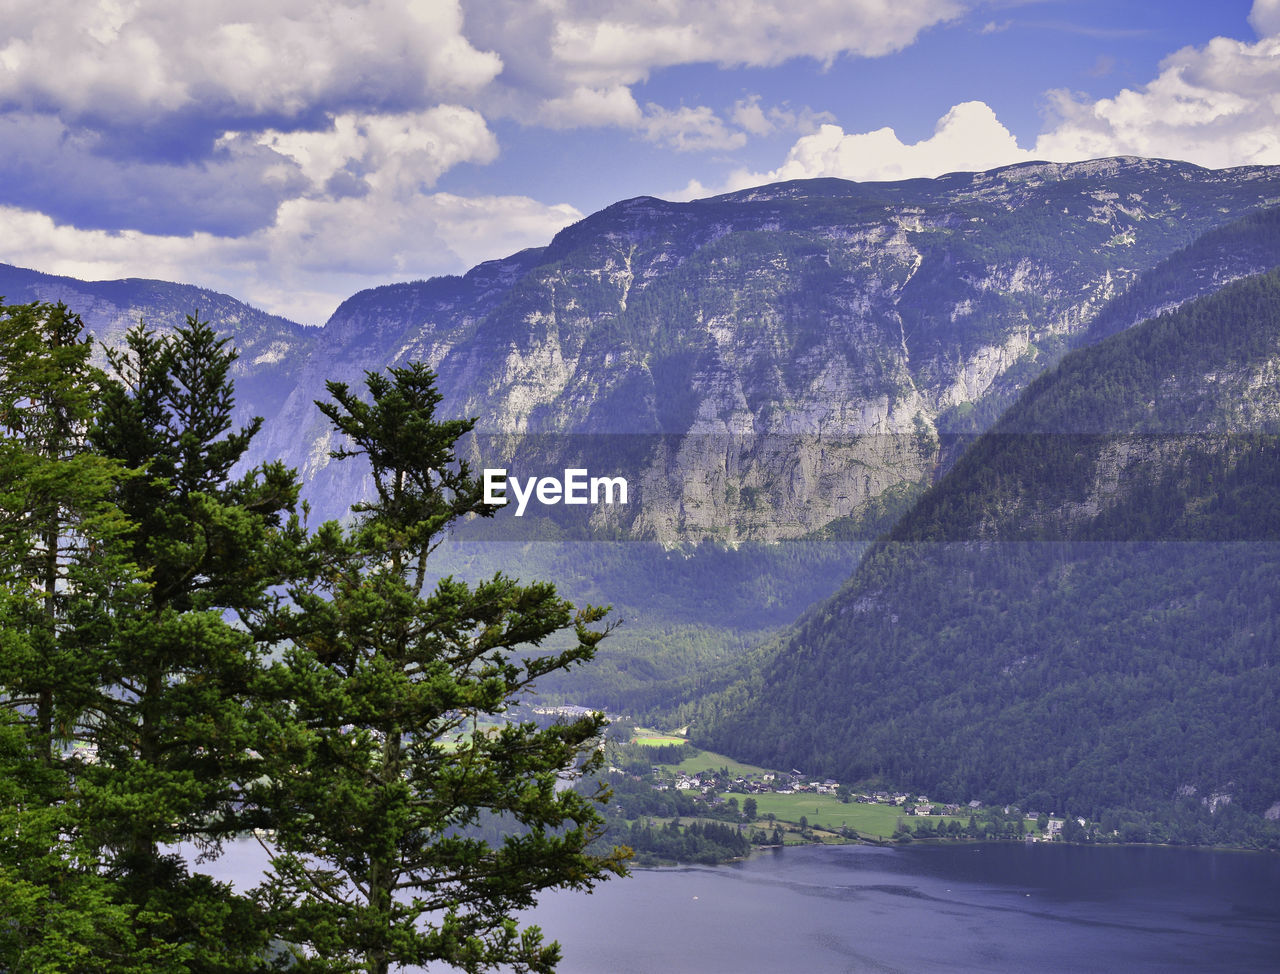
205, 841, 1280, 972
516, 843, 1280, 973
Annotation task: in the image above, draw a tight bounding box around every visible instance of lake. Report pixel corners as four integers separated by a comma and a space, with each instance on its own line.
515, 843, 1280, 973
203, 840, 1280, 972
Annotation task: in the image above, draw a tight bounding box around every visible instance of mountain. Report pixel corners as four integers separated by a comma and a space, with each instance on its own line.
9, 158, 1280, 720
249, 156, 1280, 538
0, 262, 317, 432
697, 268, 1280, 843
9, 159, 1280, 544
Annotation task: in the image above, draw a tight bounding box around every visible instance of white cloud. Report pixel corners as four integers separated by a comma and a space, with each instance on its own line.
538, 89, 786, 152
537, 89, 831, 153
731, 97, 777, 137
0, 190, 583, 326
1033, 32, 1280, 169
0, 0, 963, 130
1251, 0, 1280, 39
537, 86, 644, 128
255, 106, 499, 196
730, 96, 834, 137
714, 101, 1033, 189
640, 104, 747, 152
546, 0, 965, 88
0, 0, 502, 122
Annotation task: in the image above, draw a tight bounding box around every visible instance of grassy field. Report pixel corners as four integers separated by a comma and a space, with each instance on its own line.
746, 793, 970, 837
650, 749, 912, 834
664, 751, 773, 778
643, 746, 1036, 839
631, 729, 687, 747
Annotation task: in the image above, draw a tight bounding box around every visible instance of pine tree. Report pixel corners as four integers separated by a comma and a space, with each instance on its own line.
252, 363, 628, 974
79, 315, 299, 969
0, 301, 138, 759
0, 301, 146, 970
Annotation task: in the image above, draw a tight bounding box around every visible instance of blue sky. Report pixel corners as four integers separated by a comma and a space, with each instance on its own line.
0, 0, 1277, 324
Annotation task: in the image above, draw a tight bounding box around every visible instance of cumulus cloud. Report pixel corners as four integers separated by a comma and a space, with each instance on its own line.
255, 106, 500, 197
0, 0, 502, 122
537, 86, 644, 129
1033, 30, 1280, 168
0, 0, 522, 247
639, 104, 747, 152
0, 0, 964, 135
545, 0, 964, 87
730, 96, 833, 137
1250, 0, 1280, 38
537, 89, 828, 153
693, 101, 1033, 192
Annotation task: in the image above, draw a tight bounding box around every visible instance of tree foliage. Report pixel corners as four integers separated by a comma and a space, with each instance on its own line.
0, 301, 137, 759
0, 302, 149, 970
78, 317, 298, 968
0, 308, 622, 971
249, 363, 628, 974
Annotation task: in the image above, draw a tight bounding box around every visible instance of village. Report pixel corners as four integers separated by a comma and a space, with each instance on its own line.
527, 707, 1077, 846
632, 752, 1080, 844
630, 760, 1071, 843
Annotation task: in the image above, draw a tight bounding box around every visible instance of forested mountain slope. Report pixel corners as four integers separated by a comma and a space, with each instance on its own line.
699, 270, 1280, 842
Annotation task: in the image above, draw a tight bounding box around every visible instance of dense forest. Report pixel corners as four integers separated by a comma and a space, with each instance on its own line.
698, 269, 1280, 848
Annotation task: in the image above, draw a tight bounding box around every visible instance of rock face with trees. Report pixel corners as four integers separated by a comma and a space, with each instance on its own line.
7, 158, 1280, 542
0, 303, 625, 972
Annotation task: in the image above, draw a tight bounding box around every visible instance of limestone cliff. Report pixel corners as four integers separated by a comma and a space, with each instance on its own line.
10, 157, 1280, 543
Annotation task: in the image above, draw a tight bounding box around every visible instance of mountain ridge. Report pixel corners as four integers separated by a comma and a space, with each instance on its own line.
278, 156, 1280, 536
9, 158, 1280, 542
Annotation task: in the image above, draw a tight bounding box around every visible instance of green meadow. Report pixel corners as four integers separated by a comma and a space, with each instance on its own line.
648, 746, 978, 838
631, 728, 687, 747
747, 793, 968, 838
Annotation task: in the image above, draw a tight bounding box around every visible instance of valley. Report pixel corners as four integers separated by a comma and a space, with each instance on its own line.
6, 158, 1280, 853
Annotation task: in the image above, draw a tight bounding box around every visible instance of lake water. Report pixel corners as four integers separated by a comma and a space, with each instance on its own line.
204, 841, 1280, 972
516, 843, 1280, 973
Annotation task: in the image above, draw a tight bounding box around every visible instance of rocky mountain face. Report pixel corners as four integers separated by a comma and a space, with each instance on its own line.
267, 157, 1280, 538
10, 157, 1280, 543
